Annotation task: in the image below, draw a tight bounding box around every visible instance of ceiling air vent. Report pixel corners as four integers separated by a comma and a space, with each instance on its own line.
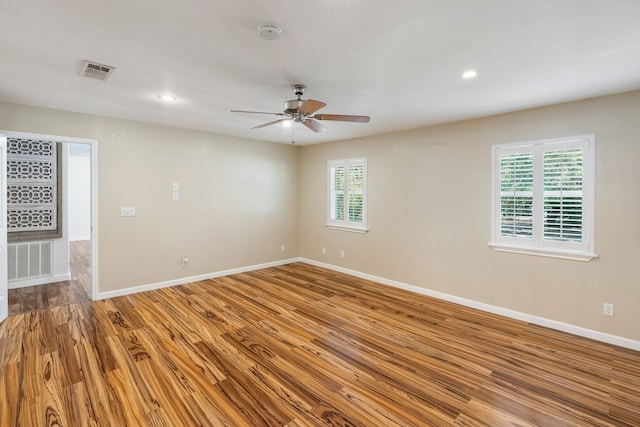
80, 60, 115, 81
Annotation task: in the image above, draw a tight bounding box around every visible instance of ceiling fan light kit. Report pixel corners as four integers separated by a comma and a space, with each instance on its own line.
229, 84, 370, 140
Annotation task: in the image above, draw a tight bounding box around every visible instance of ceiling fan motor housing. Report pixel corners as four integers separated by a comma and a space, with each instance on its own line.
283, 99, 304, 115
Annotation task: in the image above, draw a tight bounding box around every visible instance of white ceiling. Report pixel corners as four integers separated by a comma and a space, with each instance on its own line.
1, 0, 640, 145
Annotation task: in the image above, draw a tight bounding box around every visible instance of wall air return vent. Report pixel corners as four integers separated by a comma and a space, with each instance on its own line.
8, 241, 53, 282
80, 60, 115, 81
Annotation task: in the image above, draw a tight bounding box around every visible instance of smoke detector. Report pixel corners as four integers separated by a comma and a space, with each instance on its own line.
258, 24, 282, 40
80, 60, 115, 81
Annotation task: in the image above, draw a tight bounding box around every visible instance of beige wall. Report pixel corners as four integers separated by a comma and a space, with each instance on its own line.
0, 102, 299, 293
1, 90, 638, 343
299, 90, 640, 342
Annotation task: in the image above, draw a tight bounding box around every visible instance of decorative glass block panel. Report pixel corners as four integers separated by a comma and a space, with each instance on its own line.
7, 208, 55, 231
7, 159, 55, 181
7, 138, 55, 157
8, 185, 55, 205
7, 138, 58, 233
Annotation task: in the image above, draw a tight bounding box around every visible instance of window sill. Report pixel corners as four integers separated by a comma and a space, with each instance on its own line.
326, 224, 369, 234
488, 243, 598, 262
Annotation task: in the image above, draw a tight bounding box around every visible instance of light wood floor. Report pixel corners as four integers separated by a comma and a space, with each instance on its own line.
8, 240, 91, 315
1, 262, 639, 426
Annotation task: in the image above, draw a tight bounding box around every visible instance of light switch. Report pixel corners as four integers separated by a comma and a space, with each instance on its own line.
172, 191, 179, 201
172, 182, 179, 191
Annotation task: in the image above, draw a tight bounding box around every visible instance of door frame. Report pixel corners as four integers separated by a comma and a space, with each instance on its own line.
0, 131, 98, 302
0, 135, 7, 323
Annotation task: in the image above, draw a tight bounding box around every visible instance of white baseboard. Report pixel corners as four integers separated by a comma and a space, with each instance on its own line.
95, 258, 300, 301
70, 235, 91, 242
299, 258, 640, 352
93, 256, 640, 352
9, 273, 72, 289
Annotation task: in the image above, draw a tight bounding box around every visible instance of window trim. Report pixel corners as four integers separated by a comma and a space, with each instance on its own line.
489, 135, 597, 261
326, 158, 368, 233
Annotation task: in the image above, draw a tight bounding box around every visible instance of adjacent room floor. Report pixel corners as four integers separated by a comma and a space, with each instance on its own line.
7, 240, 91, 315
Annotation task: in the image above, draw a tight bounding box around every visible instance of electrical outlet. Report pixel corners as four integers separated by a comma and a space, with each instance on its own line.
281, 244, 286, 252
603, 303, 614, 317
322, 247, 326, 254
182, 257, 189, 268
120, 207, 136, 217
340, 250, 345, 258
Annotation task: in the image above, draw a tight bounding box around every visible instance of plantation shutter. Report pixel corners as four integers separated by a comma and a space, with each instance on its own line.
347, 164, 364, 222
543, 148, 583, 242
329, 165, 345, 221
492, 135, 594, 260
327, 158, 367, 232
500, 152, 533, 238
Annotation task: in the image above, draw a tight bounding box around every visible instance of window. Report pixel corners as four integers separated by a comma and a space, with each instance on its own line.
327, 158, 367, 232
490, 135, 596, 261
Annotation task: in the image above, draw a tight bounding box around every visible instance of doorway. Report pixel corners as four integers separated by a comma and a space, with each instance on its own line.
2, 132, 97, 315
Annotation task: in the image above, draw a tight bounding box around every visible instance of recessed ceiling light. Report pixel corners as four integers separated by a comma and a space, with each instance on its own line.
462, 70, 477, 79
158, 94, 176, 101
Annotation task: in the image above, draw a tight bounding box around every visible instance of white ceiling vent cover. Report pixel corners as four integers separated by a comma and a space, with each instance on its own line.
80, 60, 115, 81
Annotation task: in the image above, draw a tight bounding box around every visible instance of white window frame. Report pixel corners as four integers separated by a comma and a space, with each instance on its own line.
490, 135, 597, 261
326, 158, 368, 233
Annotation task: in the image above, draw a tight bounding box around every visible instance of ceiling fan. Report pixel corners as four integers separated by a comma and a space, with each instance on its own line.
229, 84, 370, 133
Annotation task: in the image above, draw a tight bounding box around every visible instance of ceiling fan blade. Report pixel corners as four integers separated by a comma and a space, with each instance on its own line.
228, 109, 285, 116
252, 118, 290, 129
298, 99, 326, 115
303, 118, 327, 133
313, 114, 370, 123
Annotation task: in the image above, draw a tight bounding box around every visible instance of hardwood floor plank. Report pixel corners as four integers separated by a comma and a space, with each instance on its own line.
105, 367, 150, 426
70, 240, 91, 295
0, 316, 25, 369
144, 407, 172, 427
246, 362, 320, 413
86, 304, 120, 374
17, 400, 40, 427
268, 349, 346, 396
2, 262, 640, 426
337, 386, 425, 427
38, 351, 69, 426
307, 400, 369, 427
106, 335, 161, 416
135, 358, 208, 426
184, 391, 237, 426
21, 332, 42, 400
74, 341, 126, 425
453, 398, 540, 427
54, 326, 84, 386
0, 362, 20, 426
